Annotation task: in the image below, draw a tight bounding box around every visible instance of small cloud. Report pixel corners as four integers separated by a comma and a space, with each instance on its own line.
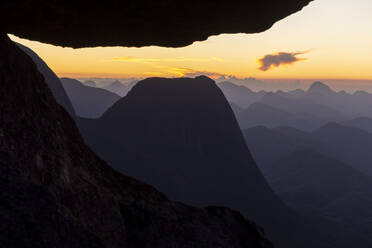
258, 51, 308, 71
178, 68, 226, 79
142, 66, 226, 78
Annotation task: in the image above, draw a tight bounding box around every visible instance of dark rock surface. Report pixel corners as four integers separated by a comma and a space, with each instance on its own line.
0, 154, 104, 248
1, 0, 312, 48
0, 34, 273, 248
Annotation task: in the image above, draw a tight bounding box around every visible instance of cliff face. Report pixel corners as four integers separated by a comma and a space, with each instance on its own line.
0, 155, 104, 248
1, 0, 313, 48
0, 34, 272, 248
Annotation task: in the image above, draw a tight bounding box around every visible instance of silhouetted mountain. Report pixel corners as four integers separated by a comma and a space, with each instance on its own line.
312, 123, 372, 176
307, 81, 333, 94
78, 76, 369, 248
244, 123, 372, 176
269, 150, 372, 243
218, 81, 265, 108
236, 102, 327, 131
83, 80, 97, 87
298, 82, 372, 119
218, 81, 353, 130
288, 88, 306, 97
343, 117, 372, 133
260, 92, 347, 121
222, 81, 372, 130
243, 125, 372, 243
61, 78, 120, 118
16, 43, 75, 116
103, 80, 133, 97
1, 35, 274, 248
242, 126, 318, 174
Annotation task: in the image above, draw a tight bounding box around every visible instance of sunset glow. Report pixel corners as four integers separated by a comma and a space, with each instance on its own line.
10, 0, 372, 81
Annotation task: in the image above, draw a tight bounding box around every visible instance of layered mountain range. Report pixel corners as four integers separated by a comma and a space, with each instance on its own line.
244, 125, 372, 242
219, 81, 372, 131
77, 76, 370, 248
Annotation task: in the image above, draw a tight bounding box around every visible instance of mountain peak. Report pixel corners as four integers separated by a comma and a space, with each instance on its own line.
127, 76, 218, 98
103, 76, 228, 120
308, 81, 332, 93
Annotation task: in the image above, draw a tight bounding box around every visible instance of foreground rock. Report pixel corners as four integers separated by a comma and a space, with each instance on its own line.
1, 0, 313, 48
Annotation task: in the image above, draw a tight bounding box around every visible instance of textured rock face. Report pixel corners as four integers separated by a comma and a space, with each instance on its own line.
0, 34, 273, 248
0, 155, 104, 248
1, 0, 312, 47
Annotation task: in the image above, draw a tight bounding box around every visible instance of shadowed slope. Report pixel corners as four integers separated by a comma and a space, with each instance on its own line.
15, 42, 75, 116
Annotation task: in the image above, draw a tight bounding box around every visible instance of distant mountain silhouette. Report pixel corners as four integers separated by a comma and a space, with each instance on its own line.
218, 81, 265, 108
297, 82, 372, 118
221, 81, 372, 130
1, 33, 274, 248
242, 126, 318, 174
288, 88, 306, 97
269, 150, 372, 243
78, 76, 367, 248
103, 80, 134, 97
244, 125, 372, 243
307, 81, 333, 94
236, 102, 327, 131
244, 123, 372, 178
83, 80, 97, 87
61, 78, 120, 118
343, 117, 372, 133
16, 42, 75, 116
260, 92, 347, 121
312, 123, 372, 176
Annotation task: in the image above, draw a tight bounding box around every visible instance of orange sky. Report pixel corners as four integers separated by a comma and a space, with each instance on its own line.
10, 0, 372, 80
